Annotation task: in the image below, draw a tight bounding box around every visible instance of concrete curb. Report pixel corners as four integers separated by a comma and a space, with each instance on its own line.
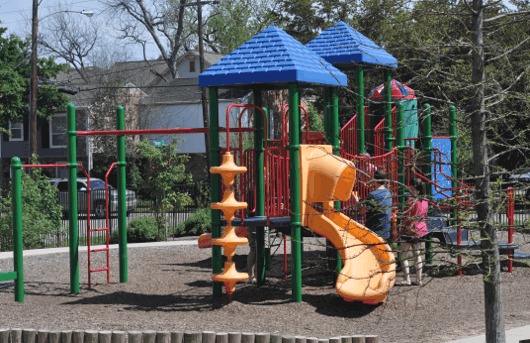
0, 239, 199, 260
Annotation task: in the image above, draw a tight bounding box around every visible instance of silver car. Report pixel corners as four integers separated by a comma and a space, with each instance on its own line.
45, 177, 137, 219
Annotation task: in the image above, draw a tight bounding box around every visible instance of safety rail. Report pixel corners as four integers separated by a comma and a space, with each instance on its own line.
339, 149, 399, 224
339, 106, 369, 157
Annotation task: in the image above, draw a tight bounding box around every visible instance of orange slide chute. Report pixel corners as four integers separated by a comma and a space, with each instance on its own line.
300, 145, 396, 304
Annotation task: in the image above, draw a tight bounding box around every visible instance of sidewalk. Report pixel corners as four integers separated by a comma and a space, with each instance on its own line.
445, 324, 530, 343
0, 239, 199, 260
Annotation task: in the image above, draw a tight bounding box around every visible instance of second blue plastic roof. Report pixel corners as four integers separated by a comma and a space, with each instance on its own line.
306, 21, 398, 68
198, 26, 347, 88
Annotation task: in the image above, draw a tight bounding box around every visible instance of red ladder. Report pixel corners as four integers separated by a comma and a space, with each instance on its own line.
87, 164, 116, 289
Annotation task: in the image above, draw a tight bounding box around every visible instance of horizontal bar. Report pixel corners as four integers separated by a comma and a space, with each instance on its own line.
90, 267, 109, 273
22, 164, 69, 168
0, 271, 17, 282
90, 248, 109, 253
77, 127, 256, 136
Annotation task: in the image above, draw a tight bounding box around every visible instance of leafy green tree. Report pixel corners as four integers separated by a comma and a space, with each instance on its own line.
0, 27, 68, 134
0, 158, 63, 251
135, 139, 193, 240
306, 102, 324, 131
205, 0, 278, 54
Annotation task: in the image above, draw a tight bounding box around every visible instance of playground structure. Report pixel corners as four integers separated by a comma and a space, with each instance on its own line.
2, 21, 528, 304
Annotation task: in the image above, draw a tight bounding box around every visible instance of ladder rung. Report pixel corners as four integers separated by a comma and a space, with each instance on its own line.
90, 248, 109, 253
90, 267, 109, 273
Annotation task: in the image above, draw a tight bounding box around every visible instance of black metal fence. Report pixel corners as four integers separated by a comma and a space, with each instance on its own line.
0, 183, 204, 252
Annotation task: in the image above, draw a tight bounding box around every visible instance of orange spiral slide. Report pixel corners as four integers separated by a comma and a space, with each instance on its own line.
299, 145, 396, 304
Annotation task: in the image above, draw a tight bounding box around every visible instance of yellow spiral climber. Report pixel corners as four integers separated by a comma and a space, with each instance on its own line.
210, 151, 249, 301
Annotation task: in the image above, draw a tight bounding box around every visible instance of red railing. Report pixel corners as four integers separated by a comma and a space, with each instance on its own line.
373, 119, 385, 156
339, 149, 399, 225
339, 106, 369, 157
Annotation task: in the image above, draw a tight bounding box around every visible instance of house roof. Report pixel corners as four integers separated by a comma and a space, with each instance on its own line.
305, 21, 398, 68
139, 77, 251, 105
198, 26, 348, 89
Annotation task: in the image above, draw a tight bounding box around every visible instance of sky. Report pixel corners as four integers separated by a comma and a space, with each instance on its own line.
0, 0, 157, 61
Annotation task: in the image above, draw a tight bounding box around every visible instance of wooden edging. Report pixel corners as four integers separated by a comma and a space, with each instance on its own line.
0, 330, 378, 343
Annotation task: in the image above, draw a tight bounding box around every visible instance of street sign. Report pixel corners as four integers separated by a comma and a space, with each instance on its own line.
153, 139, 165, 147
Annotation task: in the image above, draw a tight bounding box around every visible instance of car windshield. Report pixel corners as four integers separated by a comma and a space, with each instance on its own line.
89, 180, 109, 190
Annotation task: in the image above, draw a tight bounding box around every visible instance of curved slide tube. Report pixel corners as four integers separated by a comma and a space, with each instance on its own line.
306, 205, 396, 304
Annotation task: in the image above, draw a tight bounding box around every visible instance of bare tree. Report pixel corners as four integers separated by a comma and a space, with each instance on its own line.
386, 1, 530, 342
38, 10, 133, 83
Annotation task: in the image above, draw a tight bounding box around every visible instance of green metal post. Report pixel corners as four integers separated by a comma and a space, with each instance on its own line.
396, 103, 406, 242
331, 87, 342, 275
356, 65, 365, 155
116, 105, 127, 282
384, 69, 394, 152
11, 157, 24, 302
66, 103, 79, 294
209, 87, 222, 299
449, 105, 458, 232
422, 104, 434, 264
254, 90, 266, 286
288, 83, 302, 302
323, 88, 329, 138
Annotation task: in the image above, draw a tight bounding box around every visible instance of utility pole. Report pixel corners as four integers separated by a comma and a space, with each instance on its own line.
197, 0, 211, 171
30, 0, 39, 162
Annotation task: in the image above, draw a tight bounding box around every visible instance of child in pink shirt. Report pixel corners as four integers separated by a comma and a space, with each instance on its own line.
400, 178, 428, 285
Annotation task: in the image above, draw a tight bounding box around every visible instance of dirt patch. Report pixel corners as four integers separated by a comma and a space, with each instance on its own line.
1, 237, 530, 343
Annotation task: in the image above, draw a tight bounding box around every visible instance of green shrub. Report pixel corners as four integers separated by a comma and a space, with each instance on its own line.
110, 216, 160, 244
0, 161, 63, 252
173, 208, 211, 237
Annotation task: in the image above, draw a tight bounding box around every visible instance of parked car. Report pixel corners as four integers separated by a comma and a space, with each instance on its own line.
45, 177, 137, 219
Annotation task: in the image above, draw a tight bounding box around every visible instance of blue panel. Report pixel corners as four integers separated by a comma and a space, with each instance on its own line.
199, 26, 347, 87
305, 21, 398, 68
432, 138, 452, 199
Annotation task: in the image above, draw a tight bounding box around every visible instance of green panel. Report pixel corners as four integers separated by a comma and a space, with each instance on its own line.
402, 99, 418, 146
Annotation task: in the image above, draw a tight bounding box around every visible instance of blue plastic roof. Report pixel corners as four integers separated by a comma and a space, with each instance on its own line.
198, 26, 347, 88
305, 21, 398, 68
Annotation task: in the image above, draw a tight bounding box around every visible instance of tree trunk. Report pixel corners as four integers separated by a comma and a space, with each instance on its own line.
471, 1, 505, 342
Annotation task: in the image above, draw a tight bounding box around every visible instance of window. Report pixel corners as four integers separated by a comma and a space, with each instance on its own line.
9, 122, 23, 141
57, 182, 69, 192
189, 60, 196, 72
50, 115, 67, 148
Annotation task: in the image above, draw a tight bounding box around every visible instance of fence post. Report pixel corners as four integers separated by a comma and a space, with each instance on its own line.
507, 187, 514, 273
